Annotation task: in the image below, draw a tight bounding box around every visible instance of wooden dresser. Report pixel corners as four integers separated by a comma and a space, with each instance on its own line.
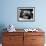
2, 31, 45, 46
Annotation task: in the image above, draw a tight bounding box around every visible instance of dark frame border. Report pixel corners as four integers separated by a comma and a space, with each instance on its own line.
17, 7, 35, 22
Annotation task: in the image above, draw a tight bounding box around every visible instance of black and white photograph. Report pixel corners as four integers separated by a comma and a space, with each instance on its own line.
17, 7, 35, 22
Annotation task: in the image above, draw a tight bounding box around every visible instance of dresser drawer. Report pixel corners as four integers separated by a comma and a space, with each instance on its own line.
24, 32, 44, 36
3, 35, 23, 44
3, 32, 23, 36
32, 44, 44, 46
32, 36, 45, 44
24, 36, 32, 42
3, 36, 23, 46
24, 36, 32, 46
3, 43, 23, 46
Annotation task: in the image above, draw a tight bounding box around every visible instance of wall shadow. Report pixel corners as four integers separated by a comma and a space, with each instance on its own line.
0, 24, 7, 43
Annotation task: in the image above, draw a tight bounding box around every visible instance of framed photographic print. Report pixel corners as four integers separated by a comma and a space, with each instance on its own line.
17, 7, 35, 22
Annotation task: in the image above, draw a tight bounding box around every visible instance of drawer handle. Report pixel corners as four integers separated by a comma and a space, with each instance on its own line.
9, 38, 12, 40
32, 39, 36, 40
9, 38, 13, 40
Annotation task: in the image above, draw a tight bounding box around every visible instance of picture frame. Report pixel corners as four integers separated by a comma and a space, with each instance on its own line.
17, 7, 35, 22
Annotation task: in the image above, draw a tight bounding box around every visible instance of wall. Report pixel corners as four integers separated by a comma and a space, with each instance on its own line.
0, 0, 46, 30
0, 0, 46, 43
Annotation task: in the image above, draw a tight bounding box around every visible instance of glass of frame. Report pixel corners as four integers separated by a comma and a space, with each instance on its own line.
17, 7, 35, 22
